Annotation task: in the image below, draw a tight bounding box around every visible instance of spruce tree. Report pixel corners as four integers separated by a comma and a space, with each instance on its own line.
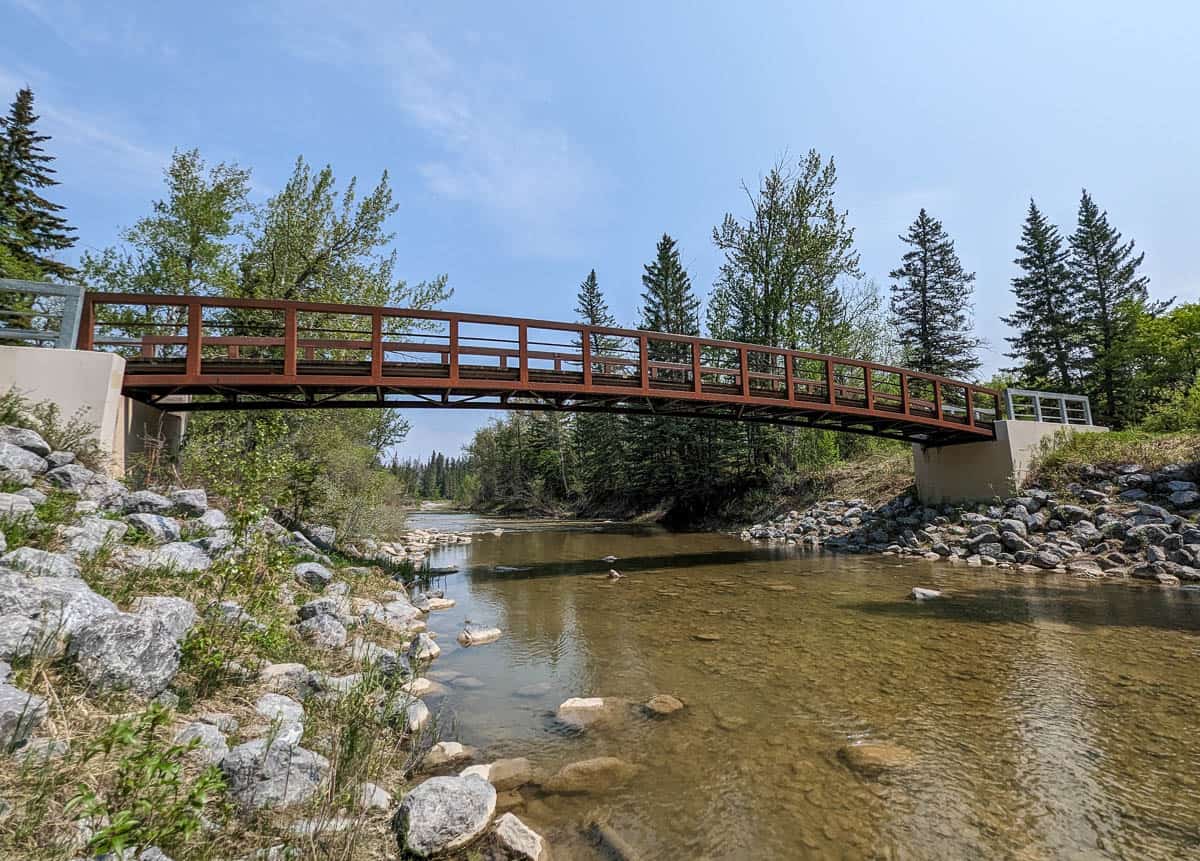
0, 87, 75, 279
630, 234, 702, 504
1069, 189, 1160, 426
889, 208, 981, 379
1002, 200, 1078, 390
573, 269, 625, 508
640, 234, 700, 355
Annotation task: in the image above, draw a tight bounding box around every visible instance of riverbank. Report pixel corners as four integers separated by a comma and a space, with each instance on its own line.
740, 431, 1200, 586
0, 424, 548, 860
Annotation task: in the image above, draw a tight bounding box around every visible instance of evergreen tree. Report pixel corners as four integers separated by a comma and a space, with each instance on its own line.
0, 87, 75, 279
1002, 200, 1078, 390
630, 234, 703, 503
889, 208, 981, 379
1069, 189, 1161, 426
573, 270, 626, 508
640, 234, 699, 356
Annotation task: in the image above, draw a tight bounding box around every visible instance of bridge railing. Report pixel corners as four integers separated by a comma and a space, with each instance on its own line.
0, 278, 86, 349
77, 292, 1000, 433
1004, 388, 1093, 425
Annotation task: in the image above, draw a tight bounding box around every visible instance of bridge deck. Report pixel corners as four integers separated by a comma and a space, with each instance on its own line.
78, 293, 999, 445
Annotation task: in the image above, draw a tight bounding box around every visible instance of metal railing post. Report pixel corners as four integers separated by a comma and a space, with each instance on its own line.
581, 327, 592, 386
1033, 395, 1043, 423
1004, 388, 1015, 421
1083, 397, 1093, 426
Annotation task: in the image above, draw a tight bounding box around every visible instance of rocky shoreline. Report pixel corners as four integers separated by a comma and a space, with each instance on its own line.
740, 461, 1200, 585
0, 425, 570, 860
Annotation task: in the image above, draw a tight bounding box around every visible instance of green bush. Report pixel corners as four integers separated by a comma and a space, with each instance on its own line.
66, 703, 226, 858
0, 386, 105, 469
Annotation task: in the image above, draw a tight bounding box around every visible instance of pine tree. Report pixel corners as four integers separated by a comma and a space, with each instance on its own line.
0, 87, 75, 279
1002, 200, 1078, 390
889, 208, 981, 379
1069, 189, 1161, 426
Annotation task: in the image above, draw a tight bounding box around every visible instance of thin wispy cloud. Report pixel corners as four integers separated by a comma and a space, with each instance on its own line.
275, 4, 604, 258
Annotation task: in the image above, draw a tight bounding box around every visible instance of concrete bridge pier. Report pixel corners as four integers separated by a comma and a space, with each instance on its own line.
913, 419, 1107, 504
0, 346, 185, 477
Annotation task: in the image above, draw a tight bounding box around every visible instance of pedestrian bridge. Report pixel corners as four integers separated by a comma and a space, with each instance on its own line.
73, 292, 1002, 447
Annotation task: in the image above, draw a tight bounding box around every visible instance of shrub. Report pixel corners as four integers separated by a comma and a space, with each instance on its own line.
65, 703, 226, 858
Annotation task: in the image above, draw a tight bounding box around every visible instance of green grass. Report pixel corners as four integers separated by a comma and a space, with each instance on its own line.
1031, 429, 1200, 489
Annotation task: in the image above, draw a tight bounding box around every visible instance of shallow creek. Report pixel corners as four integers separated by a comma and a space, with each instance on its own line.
404, 511, 1200, 860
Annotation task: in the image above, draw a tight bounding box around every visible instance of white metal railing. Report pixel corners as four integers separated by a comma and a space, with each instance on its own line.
1004, 387, 1093, 425
0, 278, 86, 349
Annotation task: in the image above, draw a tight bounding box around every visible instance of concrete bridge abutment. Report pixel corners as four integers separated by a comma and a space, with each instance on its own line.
0, 346, 186, 477
912, 419, 1107, 504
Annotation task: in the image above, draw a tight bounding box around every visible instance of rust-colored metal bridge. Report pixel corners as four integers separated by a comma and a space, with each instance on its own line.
79, 293, 1000, 446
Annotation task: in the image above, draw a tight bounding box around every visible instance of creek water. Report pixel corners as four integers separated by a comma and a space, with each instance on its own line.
404, 511, 1200, 860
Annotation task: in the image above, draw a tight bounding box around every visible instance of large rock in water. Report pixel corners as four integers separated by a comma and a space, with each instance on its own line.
221, 738, 329, 811
493, 812, 549, 861
838, 742, 915, 776
542, 756, 639, 794
392, 775, 497, 857
0, 682, 47, 749
66, 611, 181, 698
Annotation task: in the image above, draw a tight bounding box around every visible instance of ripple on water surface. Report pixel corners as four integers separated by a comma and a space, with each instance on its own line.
409, 515, 1200, 860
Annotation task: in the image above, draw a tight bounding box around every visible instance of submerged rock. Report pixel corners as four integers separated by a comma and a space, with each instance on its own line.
643, 693, 685, 717
838, 742, 915, 776
493, 812, 549, 861
910, 587, 942, 601
556, 696, 627, 729
392, 774, 496, 857
542, 756, 639, 794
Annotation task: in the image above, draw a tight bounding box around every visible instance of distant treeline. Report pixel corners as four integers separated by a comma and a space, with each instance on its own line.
389, 451, 470, 501
456, 154, 1194, 519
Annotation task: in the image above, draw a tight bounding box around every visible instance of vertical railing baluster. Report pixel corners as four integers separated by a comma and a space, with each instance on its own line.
740, 347, 750, 397
185, 301, 201, 378
934, 380, 944, 422
899, 372, 909, 417
370, 311, 383, 381
448, 318, 459, 384
581, 326, 592, 387
784, 351, 795, 401
640, 335, 650, 391
518, 324, 529, 385
825, 359, 835, 405
966, 388, 975, 427
692, 341, 702, 395
284, 306, 297, 377
76, 294, 94, 351
864, 365, 874, 412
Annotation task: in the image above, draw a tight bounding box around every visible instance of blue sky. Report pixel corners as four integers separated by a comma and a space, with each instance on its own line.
3, 0, 1197, 458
